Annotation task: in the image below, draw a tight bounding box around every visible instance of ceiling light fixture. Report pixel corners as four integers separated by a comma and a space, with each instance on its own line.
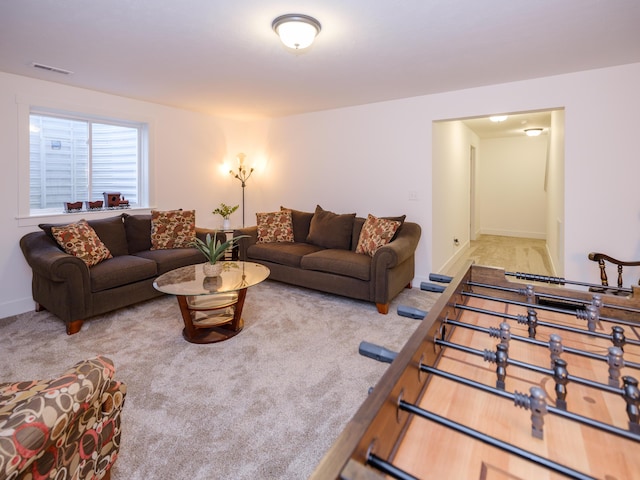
489, 115, 508, 122
272, 14, 321, 50
524, 128, 543, 137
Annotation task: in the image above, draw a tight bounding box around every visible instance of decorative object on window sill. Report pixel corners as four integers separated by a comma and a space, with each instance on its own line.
229, 153, 253, 227
103, 192, 130, 208
86, 200, 104, 210
65, 201, 83, 212
212, 203, 239, 230
272, 13, 321, 50
64, 200, 129, 214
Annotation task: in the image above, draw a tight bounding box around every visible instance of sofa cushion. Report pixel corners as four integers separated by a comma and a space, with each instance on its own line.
89, 255, 157, 292
151, 209, 196, 250
40, 215, 129, 257
51, 220, 113, 267
256, 210, 294, 243
356, 214, 402, 256
301, 249, 371, 281
351, 215, 406, 250
306, 205, 356, 250
280, 206, 314, 242
88, 215, 129, 256
247, 242, 324, 268
134, 248, 205, 275
123, 214, 152, 253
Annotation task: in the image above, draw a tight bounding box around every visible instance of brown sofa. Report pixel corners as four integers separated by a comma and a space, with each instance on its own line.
20, 213, 218, 334
235, 207, 421, 313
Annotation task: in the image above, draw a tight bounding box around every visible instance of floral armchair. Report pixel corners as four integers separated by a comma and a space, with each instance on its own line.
0, 356, 126, 480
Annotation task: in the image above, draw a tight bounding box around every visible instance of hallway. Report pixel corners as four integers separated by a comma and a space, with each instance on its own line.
446, 235, 554, 277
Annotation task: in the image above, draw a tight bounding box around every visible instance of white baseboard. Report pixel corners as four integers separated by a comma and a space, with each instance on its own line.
479, 229, 546, 240
438, 240, 471, 275
411, 275, 429, 289
0, 297, 35, 320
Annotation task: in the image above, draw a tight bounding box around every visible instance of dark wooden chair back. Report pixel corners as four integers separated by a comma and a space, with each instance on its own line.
588, 252, 640, 295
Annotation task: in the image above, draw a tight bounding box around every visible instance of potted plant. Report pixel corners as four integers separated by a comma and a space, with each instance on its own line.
212, 203, 239, 230
191, 232, 248, 276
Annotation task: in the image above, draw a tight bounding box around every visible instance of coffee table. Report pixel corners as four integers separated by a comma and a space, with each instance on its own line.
153, 261, 270, 344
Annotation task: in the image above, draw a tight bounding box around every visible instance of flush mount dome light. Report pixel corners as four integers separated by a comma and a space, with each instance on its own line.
489, 115, 508, 122
272, 14, 321, 50
524, 128, 543, 137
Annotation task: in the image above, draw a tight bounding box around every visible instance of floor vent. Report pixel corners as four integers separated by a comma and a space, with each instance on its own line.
32, 63, 73, 75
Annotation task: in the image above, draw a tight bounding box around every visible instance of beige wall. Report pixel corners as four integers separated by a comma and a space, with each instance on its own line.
2, 62, 639, 318
478, 135, 548, 239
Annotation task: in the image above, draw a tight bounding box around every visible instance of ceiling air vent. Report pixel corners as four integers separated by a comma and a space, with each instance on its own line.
32, 62, 73, 75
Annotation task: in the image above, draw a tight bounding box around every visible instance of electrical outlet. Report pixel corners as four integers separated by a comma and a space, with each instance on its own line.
408, 191, 418, 201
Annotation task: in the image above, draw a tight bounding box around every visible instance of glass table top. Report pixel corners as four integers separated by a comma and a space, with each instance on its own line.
153, 261, 270, 297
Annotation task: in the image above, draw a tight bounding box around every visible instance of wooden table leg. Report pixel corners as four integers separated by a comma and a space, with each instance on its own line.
176, 288, 249, 344
176, 295, 198, 339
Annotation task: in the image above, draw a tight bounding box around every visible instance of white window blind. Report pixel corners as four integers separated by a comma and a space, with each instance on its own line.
29, 112, 143, 213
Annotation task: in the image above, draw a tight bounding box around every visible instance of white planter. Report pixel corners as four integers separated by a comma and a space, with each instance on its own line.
203, 263, 223, 277
223, 218, 231, 230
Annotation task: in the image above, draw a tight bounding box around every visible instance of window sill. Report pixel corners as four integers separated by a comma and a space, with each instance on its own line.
17, 206, 155, 228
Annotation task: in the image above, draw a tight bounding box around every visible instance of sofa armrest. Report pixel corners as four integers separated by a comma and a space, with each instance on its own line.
0, 357, 125, 479
371, 222, 421, 270
234, 226, 258, 260
20, 231, 89, 284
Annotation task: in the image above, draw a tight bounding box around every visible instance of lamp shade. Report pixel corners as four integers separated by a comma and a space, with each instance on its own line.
272, 14, 321, 50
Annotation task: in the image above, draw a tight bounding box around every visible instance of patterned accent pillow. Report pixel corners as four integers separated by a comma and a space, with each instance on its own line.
256, 210, 294, 243
51, 219, 113, 267
151, 209, 196, 250
355, 214, 402, 256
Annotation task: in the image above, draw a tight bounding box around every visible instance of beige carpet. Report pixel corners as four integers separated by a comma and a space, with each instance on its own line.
447, 235, 554, 277
0, 281, 439, 479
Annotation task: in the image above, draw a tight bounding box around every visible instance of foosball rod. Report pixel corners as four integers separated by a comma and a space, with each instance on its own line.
398, 401, 596, 480
454, 302, 640, 350
435, 337, 622, 395
359, 341, 640, 441
442, 317, 640, 371
366, 453, 418, 480
435, 272, 640, 314
462, 290, 640, 331
506, 271, 633, 294
419, 364, 640, 442
467, 279, 640, 316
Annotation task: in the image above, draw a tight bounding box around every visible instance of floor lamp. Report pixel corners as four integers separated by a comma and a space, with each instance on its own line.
229, 153, 253, 227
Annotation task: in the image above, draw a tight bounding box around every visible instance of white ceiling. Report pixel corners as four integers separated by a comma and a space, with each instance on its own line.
461, 111, 553, 139
1, 1, 639, 124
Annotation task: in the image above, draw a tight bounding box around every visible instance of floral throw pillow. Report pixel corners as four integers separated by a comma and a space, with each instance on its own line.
51, 219, 113, 267
355, 214, 401, 257
151, 209, 196, 250
256, 210, 294, 243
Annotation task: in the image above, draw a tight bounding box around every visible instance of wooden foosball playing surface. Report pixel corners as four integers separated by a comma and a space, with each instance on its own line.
311, 264, 640, 480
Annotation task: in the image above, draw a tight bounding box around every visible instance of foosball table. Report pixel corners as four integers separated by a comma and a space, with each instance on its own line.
311, 263, 640, 479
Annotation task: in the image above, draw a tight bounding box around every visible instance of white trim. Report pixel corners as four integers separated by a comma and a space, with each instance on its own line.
478, 228, 546, 240
15, 94, 155, 220
16, 207, 155, 228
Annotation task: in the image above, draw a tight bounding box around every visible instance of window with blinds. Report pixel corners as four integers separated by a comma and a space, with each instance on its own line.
29, 112, 146, 213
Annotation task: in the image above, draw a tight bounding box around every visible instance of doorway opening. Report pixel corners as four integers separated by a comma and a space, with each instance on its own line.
432, 108, 564, 277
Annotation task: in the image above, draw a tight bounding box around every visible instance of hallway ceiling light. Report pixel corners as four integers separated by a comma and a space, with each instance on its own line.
489, 115, 508, 122
272, 14, 321, 50
524, 128, 543, 137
